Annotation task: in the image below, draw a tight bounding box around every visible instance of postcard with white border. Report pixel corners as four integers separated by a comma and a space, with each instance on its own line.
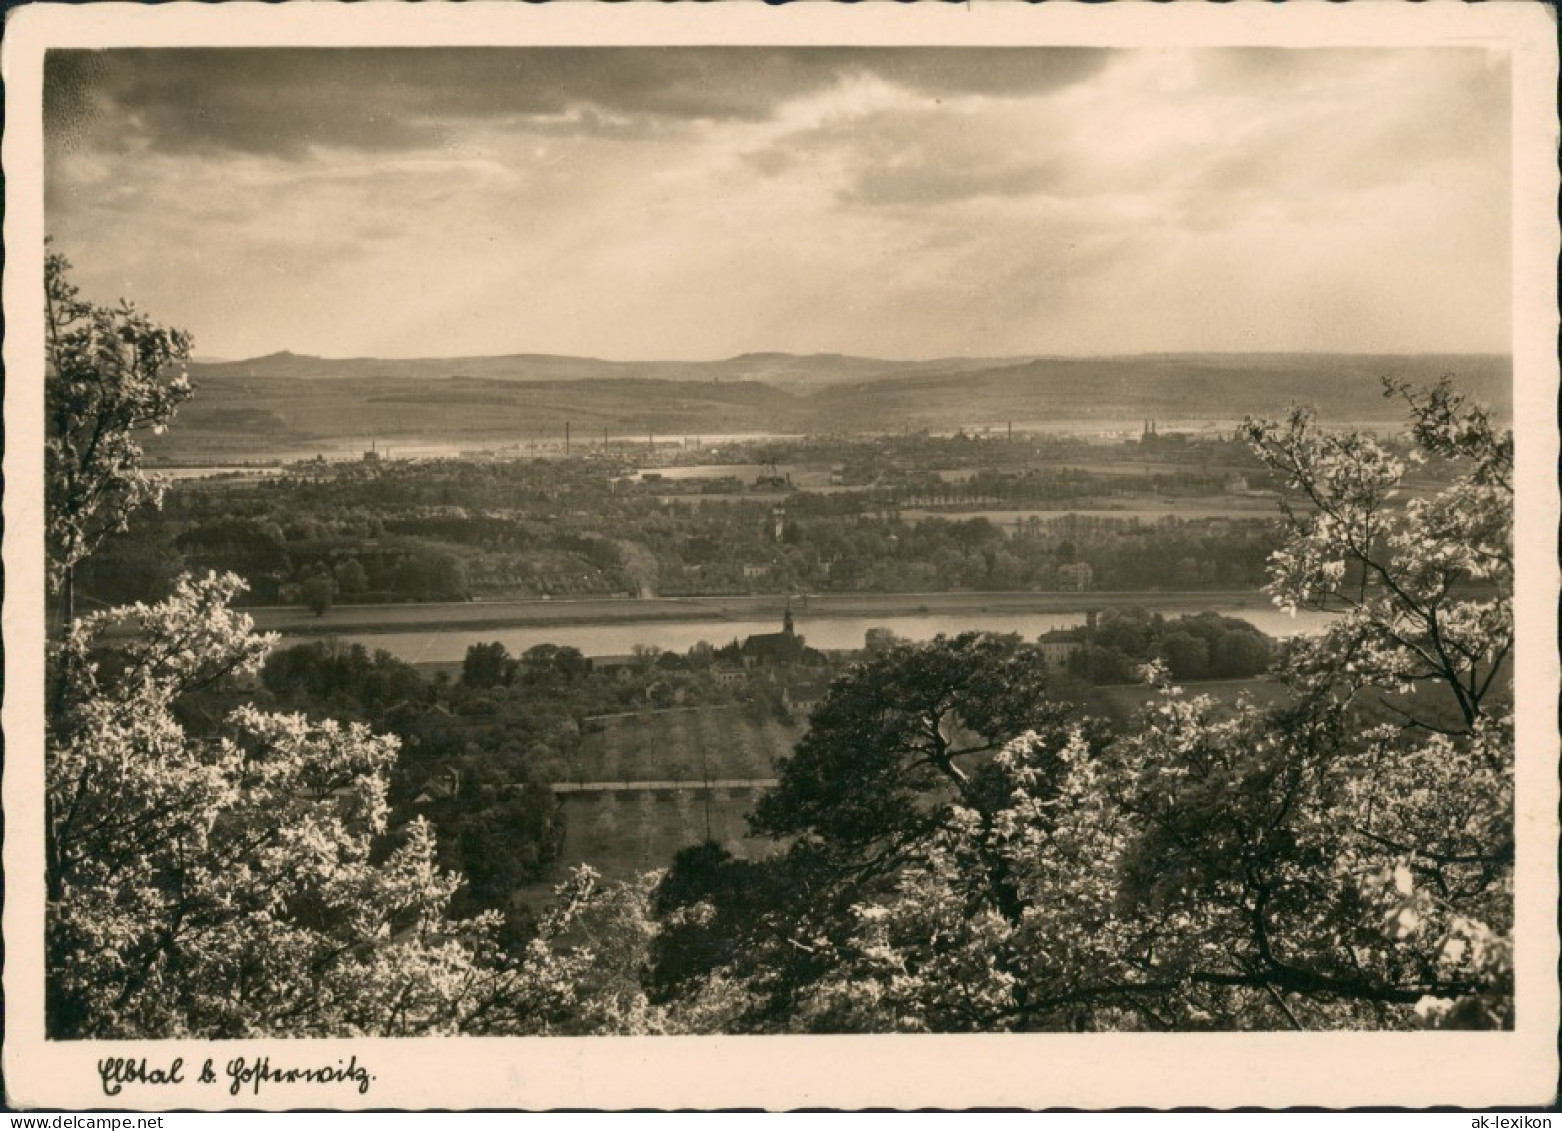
4, 0, 1558, 1112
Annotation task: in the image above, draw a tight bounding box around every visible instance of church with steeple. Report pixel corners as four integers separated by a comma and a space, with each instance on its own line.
738, 600, 821, 669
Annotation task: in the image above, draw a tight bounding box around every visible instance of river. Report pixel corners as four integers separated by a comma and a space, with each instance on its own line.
299, 606, 1335, 665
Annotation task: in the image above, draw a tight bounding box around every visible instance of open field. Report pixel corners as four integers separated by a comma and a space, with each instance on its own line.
899, 505, 1280, 527
515, 707, 801, 905
529, 786, 777, 891
573, 708, 802, 789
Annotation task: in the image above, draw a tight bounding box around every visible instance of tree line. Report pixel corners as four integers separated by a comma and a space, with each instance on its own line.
80, 476, 1283, 611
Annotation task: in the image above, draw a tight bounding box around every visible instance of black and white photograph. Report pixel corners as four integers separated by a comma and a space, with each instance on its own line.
5, 2, 1557, 1111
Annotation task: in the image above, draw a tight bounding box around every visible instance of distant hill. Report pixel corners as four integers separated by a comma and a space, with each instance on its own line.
192, 350, 650, 383
685, 352, 1030, 391
188, 350, 1032, 393
156, 351, 1511, 461
807, 353, 1513, 430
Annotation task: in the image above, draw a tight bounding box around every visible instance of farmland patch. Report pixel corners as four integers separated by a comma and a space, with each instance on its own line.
516, 708, 804, 904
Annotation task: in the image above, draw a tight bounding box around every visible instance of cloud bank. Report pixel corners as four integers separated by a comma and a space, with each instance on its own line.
44, 47, 1510, 361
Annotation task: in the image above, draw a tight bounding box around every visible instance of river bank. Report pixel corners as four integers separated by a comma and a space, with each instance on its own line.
248, 588, 1277, 637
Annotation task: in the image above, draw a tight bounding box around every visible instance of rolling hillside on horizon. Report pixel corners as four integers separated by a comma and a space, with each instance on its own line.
155, 350, 1513, 461
188, 349, 1034, 392
808, 352, 1513, 427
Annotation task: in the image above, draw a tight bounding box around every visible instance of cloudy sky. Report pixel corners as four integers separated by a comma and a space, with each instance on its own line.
44, 47, 1511, 362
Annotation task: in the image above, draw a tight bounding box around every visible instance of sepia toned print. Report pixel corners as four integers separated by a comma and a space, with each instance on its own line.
5, 2, 1557, 1110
